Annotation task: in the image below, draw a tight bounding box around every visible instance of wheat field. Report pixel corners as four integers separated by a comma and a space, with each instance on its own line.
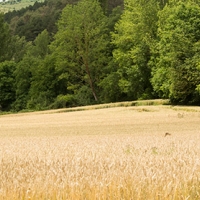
0, 105, 200, 199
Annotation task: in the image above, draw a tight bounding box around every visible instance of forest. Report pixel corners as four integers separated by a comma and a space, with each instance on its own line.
0, 0, 200, 112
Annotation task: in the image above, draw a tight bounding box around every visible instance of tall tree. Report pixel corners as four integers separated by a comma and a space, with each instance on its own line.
0, 13, 11, 62
13, 56, 34, 111
111, 0, 160, 100
0, 61, 16, 111
27, 55, 57, 110
9, 35, 32, 62
13, 30, 51, 111
151, 0, 200, 104
98, 6, 124, 102
51, 0, 109, 104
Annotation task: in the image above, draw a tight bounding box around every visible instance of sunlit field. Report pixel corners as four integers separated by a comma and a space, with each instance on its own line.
0, 105, 200, 199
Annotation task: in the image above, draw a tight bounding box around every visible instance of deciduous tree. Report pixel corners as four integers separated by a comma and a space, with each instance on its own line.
51, 0, 109, 104
111, 0, 160, 100
151, 1, 200, 104
0, 13, 11, 62
0, 61, 16, 111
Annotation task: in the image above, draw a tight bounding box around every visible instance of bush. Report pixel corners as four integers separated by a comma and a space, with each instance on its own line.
50, 94, 75, 109
74, 86, 94, 106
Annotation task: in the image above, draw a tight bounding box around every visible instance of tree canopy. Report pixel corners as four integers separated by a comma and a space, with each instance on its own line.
51, 0, 110, 105
151, 0, 200, 104
1, 0, 200, 112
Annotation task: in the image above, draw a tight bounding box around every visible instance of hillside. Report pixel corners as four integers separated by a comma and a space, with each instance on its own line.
0, 0, 44, 13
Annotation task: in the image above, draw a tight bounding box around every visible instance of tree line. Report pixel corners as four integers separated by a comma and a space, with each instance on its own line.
0, 0, 200, 112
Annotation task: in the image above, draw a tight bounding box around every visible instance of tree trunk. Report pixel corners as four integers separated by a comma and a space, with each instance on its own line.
85, 61, 98, 101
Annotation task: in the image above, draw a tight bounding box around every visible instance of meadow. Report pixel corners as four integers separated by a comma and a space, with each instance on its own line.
0, 104, 200, 199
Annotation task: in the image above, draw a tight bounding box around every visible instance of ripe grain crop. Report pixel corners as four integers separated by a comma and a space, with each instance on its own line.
0, 106, 200, 199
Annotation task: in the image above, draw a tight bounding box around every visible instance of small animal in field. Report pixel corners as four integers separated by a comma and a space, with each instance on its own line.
164, 132, 171, 137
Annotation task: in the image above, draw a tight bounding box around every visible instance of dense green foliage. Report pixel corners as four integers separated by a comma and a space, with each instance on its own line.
51, 0, 111, 105
151, 0, 200, 104
0, 61, 16, 111
111, 0, 159, 100
0, 13, 11, 62
0, 0, 200, 112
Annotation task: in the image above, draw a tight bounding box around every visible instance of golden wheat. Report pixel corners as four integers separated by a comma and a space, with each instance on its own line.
0, 106, 200, 199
